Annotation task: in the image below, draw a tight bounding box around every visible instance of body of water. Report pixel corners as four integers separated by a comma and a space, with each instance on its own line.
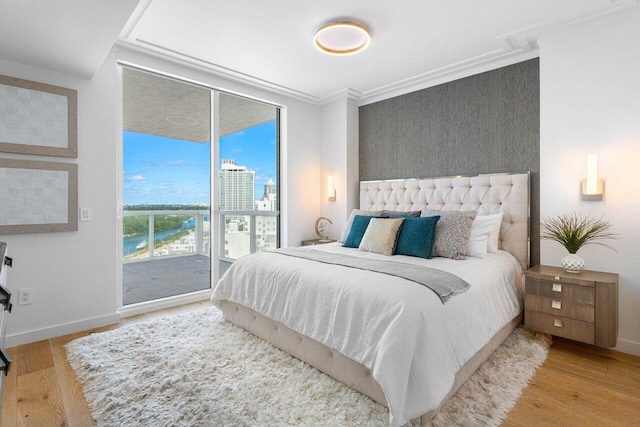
123, 218, 197, 256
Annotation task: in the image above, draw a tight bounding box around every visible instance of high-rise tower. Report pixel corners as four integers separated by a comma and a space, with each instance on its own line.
219, 159, 254, 211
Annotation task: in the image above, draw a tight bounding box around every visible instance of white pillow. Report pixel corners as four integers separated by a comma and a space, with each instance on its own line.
466, 213, 503, 258
487, 213, 504, 253
467, 235, 490, 259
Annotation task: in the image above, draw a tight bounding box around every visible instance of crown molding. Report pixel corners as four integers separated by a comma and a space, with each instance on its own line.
115, 39, 322, 105
117, 0, 636, 108
320, 88, 363, 106
536, 0, 638, 47
498, 0, 637, 50
119, 0, 154, 41
357, 0, 636, 106
357, 48, 538, 106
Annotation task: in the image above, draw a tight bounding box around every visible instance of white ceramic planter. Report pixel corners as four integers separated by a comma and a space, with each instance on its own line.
561, 253, 585, 273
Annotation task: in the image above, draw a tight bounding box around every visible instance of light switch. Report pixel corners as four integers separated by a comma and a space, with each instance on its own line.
80, 207, 92, 222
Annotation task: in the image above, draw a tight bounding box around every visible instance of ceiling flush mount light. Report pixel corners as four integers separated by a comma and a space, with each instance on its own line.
314, 21, 370, 55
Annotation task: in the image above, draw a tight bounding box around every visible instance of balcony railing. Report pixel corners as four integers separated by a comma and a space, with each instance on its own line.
123, 210, 210, 263
217, 209, 279, 262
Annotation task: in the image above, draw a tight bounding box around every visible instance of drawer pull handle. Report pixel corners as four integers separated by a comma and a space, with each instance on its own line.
552, 283, 562, 292
552, 300, 562, 310
553, 318, 563, 328
0, 347, 11, 376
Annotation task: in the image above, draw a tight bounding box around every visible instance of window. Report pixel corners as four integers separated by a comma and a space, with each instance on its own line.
121, 67, 211, 305
216, 93, 280, 274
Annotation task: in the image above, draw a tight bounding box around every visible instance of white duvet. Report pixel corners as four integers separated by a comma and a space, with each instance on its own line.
211, 243, 523, 426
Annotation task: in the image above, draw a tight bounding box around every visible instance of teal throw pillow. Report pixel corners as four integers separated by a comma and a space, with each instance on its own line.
342, 215, 374, 248
394, 216, 441, 258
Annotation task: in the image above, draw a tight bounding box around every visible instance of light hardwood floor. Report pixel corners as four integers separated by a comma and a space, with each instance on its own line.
2, 302, 639, 426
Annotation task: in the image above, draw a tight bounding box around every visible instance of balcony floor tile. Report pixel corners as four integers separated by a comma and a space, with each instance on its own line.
123, 254, 211, 305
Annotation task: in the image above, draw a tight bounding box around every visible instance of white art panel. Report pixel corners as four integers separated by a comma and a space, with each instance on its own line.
0, 167, 68, 226
0, 159, 77, 234
0, 75, 77, 158
0, 83, 69, 149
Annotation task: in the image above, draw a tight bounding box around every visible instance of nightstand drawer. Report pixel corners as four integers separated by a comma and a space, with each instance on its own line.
525, 310, 594, 344
524, 294, 594, 322
525, 278, 594, 305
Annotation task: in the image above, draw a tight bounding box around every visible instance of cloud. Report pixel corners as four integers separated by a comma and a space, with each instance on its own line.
127, 174, 146, 181
165, 160, 185, 166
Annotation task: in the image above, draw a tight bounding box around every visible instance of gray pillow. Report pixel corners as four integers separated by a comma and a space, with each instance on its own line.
381, 210, 421, 218
338, 209, 383, 243
420, 209, 477, 260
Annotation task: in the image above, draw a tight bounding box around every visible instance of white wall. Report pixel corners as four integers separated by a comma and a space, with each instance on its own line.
0, 46, 322, 346
1, 52, 121, 346
539, 8, 640, 355
281, 97, 322, 245
319, 97, 359, 240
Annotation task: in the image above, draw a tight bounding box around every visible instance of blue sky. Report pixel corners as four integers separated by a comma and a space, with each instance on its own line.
123, 120, 277, 205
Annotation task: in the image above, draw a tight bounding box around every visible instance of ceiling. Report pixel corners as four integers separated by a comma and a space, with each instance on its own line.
1, 0, 635, 103
119, 0, 633, 103
0, 0, 140, 78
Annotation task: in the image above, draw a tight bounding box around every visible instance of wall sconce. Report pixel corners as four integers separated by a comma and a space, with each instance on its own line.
327, 175, 336, 201
581, 154, 604, 201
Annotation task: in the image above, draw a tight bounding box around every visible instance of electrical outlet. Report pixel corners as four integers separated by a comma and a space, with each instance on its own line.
18, 288, 32, 305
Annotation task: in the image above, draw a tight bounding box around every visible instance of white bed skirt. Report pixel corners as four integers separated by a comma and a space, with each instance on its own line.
219, 300, 522, 425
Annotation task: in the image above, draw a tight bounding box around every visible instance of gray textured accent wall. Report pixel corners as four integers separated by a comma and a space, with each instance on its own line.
359, 59, 540, 266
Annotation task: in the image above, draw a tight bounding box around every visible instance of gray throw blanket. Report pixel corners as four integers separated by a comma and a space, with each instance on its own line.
273, 248, 470, 303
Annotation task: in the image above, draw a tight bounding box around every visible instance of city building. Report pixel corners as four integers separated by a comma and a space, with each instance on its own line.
219, 159, 254, 212
255, 179, 278, 251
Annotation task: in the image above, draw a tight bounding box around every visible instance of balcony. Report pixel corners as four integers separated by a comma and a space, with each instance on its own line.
123, 210, 211, 305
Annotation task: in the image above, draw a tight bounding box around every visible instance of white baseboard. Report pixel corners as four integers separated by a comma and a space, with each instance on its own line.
118, 289, 213, 318
615, 338, 640, 356
5, 312, 120, 349
5, 290, 213, 348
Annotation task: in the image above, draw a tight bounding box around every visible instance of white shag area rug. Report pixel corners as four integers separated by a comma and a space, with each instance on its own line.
65, 306, 550, 426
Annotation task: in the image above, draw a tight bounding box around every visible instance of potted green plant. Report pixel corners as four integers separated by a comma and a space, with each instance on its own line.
540, 212, 618, 273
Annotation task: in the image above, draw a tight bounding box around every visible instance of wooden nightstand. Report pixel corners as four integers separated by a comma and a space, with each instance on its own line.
524, 265, 618, 347
301, 239, 336, 246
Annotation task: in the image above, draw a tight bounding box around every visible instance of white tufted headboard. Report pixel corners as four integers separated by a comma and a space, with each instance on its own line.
360, 172, 530, 269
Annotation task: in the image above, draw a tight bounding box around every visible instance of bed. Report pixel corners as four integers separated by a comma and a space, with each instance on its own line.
212, 172, 530, 426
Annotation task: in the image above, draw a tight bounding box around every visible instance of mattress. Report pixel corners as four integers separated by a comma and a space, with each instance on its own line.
212, 243, 524, 426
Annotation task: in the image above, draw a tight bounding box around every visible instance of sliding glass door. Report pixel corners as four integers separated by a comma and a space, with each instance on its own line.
121, 68, 211, 305
215, 93, 280, 277
120, 67, 280, 306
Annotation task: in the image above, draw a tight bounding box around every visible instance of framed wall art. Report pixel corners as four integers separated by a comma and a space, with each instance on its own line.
0, 75, 77, 158
0, 159, 78, 234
